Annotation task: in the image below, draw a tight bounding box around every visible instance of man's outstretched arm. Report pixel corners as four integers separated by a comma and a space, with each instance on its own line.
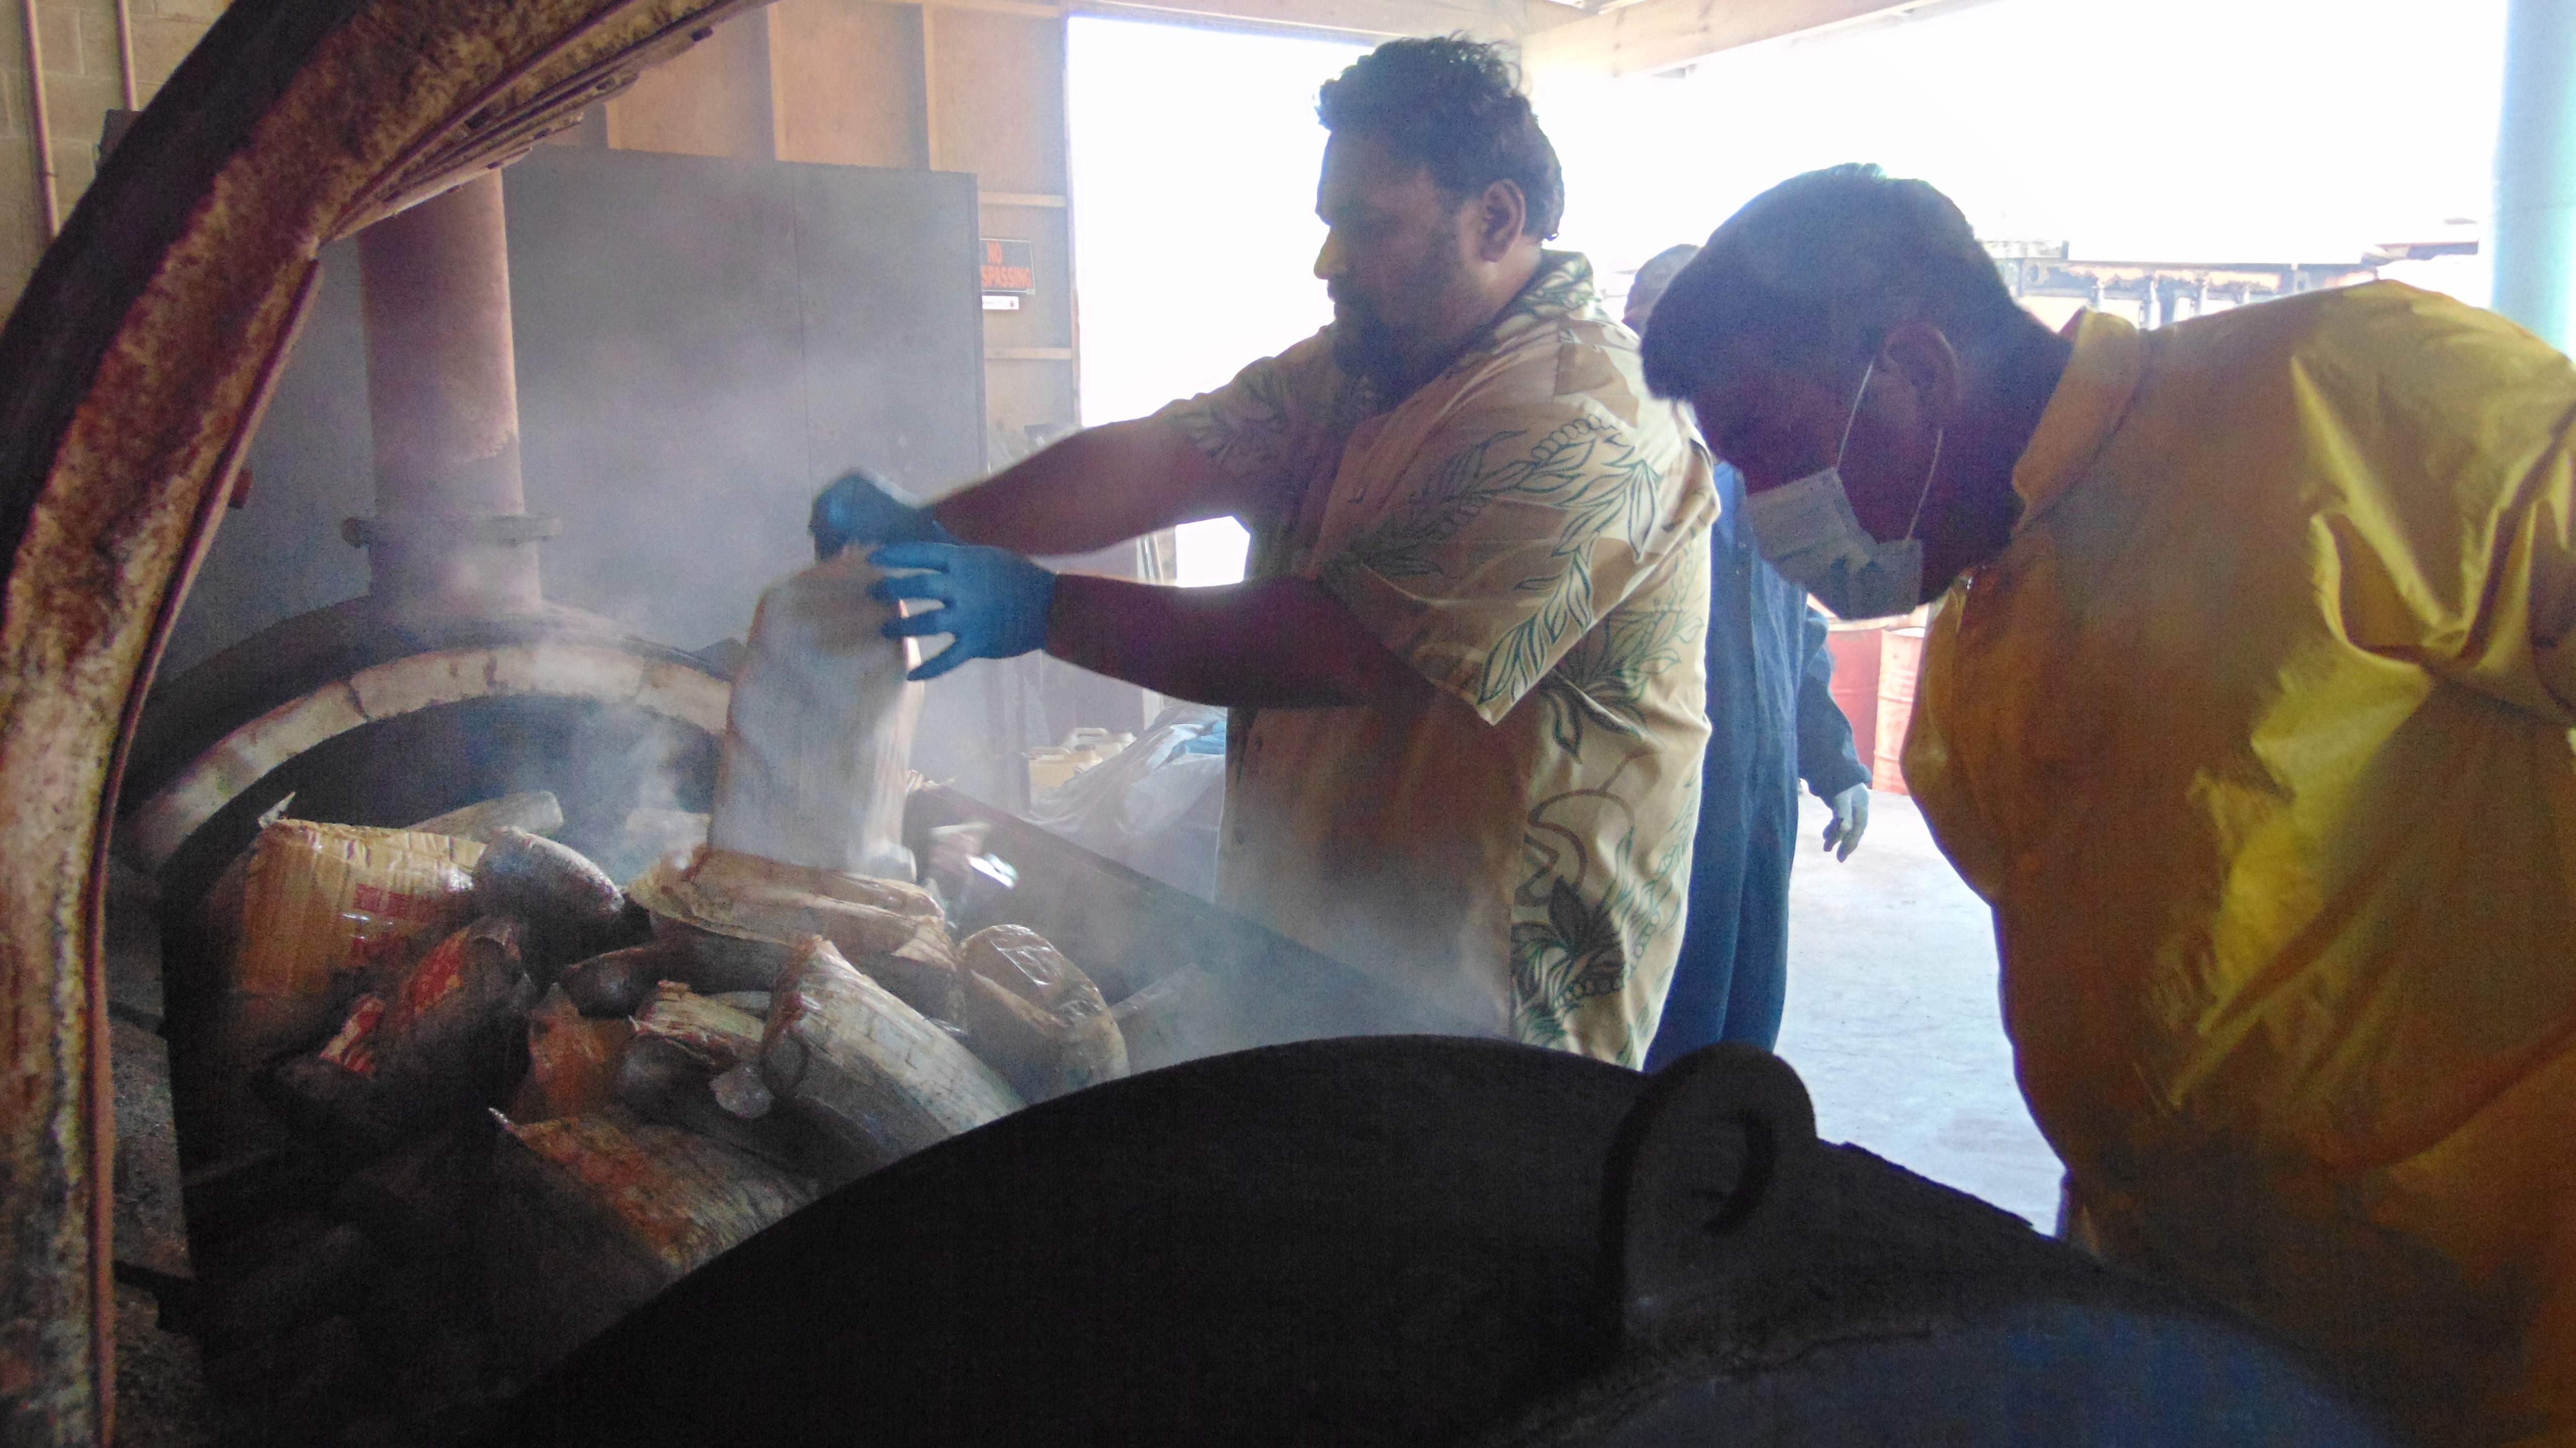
933, 418, 1249, 557
1046, 573, 1433, 711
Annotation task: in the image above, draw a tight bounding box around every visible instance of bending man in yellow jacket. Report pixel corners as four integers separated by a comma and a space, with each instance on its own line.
1641, 162, 2576, 1446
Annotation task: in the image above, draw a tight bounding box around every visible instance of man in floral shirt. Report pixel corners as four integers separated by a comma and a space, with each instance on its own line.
810, 38, 1714, 1063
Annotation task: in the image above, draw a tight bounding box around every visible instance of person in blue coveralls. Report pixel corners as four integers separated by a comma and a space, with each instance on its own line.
1626, 244, 1873, 1065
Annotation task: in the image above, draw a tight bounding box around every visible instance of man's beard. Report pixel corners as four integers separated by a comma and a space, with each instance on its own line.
1327, 245, 1467, 395
1329, 296, 1410, 392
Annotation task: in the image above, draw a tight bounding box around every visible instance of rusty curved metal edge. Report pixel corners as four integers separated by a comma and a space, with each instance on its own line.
0, 1, 761, 1441
75, 261, 324, 1448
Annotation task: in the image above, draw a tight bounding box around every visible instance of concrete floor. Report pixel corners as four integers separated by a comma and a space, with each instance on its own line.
1776, 789, 2063, 1229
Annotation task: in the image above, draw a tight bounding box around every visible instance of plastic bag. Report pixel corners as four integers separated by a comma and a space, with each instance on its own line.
235, 819, 484, 998
1024, 703, 1227, 898
628, 845, 958, 1017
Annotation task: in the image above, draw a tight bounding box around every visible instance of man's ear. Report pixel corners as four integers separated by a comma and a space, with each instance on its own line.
1880, 320, 1963, 428
1473, 179, 1529, 261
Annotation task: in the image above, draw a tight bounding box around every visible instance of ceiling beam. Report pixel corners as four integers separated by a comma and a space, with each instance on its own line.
898, 0, 1587, 40
1522, 0, 1937, 79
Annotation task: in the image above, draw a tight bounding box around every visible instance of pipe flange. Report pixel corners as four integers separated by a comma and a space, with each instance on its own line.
340, 512, 564, 547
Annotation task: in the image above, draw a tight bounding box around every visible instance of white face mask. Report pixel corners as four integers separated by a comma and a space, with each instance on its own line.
1741, 358, 1944, 621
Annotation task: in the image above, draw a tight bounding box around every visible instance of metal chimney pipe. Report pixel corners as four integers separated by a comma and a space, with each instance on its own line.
346, 171, 557, 622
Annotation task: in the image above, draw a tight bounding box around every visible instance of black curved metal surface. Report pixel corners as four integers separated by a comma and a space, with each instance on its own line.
496, 1036, 1640, 1447
487, 1036, 2396, 1448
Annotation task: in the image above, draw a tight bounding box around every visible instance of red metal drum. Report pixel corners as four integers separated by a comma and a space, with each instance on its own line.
1873, 625, 1927, 796
1824, 624, 1883, 768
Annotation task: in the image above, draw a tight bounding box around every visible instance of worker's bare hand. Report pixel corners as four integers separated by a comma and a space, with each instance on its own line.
1823, 782, 1870, 862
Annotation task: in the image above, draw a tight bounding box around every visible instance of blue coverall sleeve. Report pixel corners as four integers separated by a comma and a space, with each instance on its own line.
1795, 606, 1871, 800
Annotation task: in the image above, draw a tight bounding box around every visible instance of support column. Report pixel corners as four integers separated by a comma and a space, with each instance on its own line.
2495, 0, 2576, 349
348, 172, 556, 622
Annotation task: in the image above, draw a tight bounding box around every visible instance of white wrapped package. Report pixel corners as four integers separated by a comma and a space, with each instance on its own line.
709, 551, 924, 880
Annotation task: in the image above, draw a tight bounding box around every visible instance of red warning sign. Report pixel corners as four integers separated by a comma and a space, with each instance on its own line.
981, 238, 1035, 295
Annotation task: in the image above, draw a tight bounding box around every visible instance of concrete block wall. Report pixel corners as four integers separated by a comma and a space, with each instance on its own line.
0, 0, 231, 314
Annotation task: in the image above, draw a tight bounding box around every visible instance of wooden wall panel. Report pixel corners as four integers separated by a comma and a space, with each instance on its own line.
769, 0, 927, 169
925, 8, 1064, 192
983, 356, 1078, 463
605, 9, 777, 160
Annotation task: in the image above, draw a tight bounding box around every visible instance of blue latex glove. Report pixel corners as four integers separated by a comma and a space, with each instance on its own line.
869, 541, 1057, 681
809, 470, 956, 560
1822, 781, 1870, 862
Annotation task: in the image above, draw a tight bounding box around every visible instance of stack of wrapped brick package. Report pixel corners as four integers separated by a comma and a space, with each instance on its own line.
174, 553, 1126, 1444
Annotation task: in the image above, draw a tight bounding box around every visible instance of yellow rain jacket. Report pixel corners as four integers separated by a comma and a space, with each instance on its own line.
1905, 283, 2576, 1446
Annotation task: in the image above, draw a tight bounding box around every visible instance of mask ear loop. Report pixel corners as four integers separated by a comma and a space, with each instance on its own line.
1831, 358, 1876, 471
1903, 428, 1944, 542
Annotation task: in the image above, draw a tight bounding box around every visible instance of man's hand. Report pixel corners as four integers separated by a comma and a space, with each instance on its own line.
1823, 782, 1870, 862
869, 541, 1057, 681
810, 470, 955, 560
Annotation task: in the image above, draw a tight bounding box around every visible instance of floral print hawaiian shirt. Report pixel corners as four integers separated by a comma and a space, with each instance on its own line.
1156, 252, 1715, 1063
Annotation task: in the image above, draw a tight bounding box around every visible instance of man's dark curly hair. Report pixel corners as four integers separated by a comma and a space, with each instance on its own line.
1316, 37, 1564, 240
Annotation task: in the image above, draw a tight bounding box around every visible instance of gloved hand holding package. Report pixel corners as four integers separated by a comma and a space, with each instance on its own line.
807, 468, 954, 560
